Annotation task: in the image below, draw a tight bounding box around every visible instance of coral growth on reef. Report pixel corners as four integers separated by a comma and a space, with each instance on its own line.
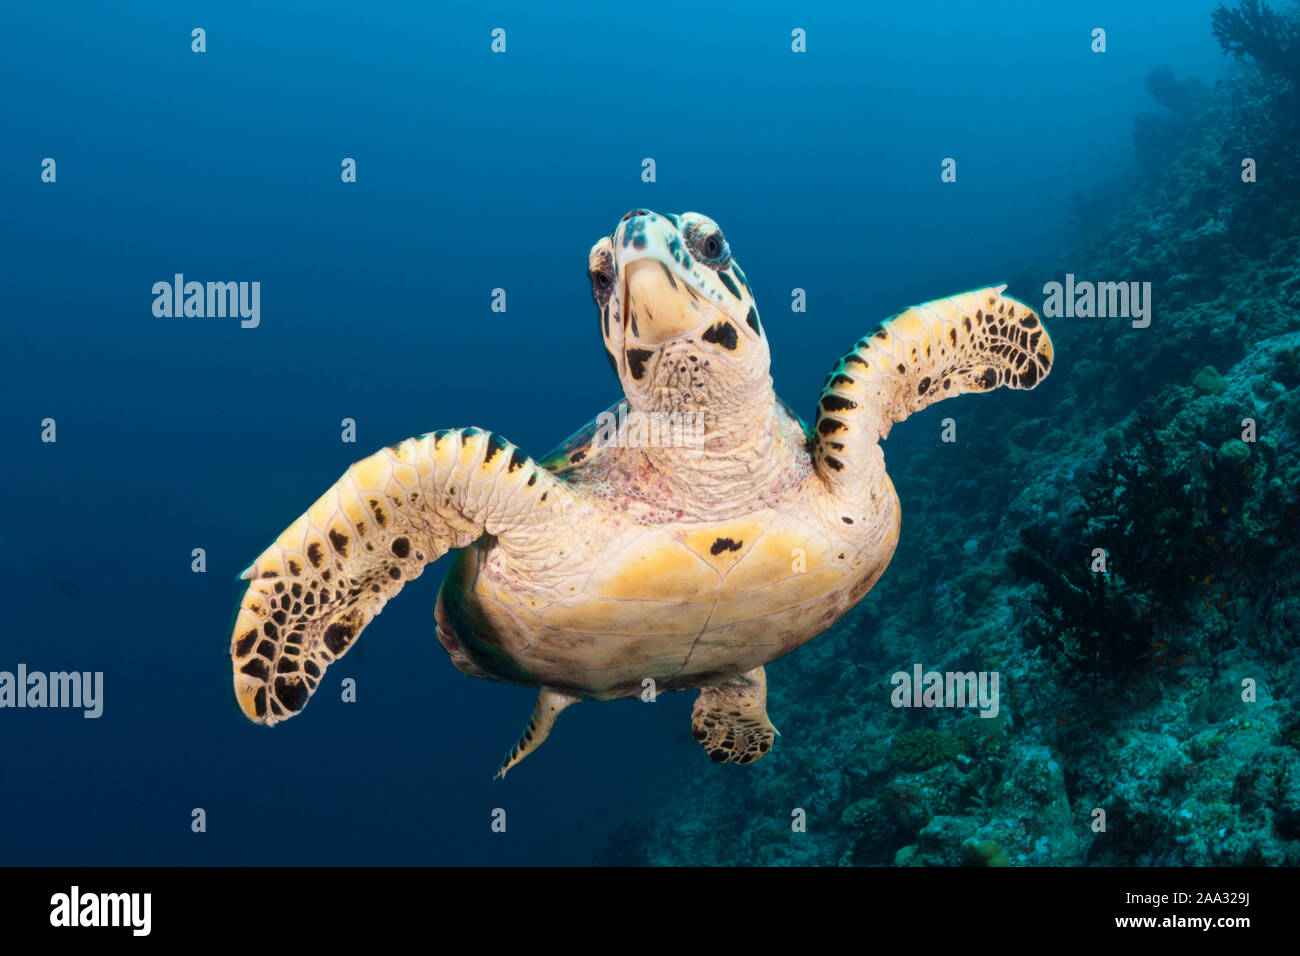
1008, 398, 1282, 690
1212, 0, 1300, 83
891, 730, 961, 770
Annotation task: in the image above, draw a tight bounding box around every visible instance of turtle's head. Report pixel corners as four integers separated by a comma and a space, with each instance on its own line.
588, 209, 770, 415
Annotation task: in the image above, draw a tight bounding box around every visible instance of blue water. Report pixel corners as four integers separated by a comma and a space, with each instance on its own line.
0, 0, 1231, 864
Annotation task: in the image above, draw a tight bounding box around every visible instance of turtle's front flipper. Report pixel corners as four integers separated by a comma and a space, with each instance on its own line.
228, 428, 577, 726
495, 688, 581, 780
692, 666, 777, 765
813, 285, 1053, 496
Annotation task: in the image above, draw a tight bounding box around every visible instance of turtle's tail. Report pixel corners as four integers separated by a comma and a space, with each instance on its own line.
494, 687, 581, 780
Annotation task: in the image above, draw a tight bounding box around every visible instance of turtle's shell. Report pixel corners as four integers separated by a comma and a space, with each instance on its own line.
434, 399, 900, 701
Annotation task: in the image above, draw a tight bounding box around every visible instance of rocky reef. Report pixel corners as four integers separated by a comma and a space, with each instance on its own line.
602, 3, 1300, 867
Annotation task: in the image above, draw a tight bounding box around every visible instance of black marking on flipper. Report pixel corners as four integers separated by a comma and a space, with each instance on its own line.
233, 630, 257, 657
328, 529, 349, 557
483, 433, 507, 466
391, 537, 410, 558
323, 620, 355, 655
820, 395, 857, 413
274, 676, 309, 712
745, 306, 761, 334
240, 658, 269, 680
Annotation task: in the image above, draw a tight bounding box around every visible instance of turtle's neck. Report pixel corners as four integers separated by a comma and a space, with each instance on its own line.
638, 379, 791, 518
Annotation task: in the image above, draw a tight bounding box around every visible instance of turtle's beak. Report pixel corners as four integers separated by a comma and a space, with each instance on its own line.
624, 259, 711, 345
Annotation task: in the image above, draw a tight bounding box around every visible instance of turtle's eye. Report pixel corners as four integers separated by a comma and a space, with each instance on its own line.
591, 268, 615, 308
685, 225, 729, 269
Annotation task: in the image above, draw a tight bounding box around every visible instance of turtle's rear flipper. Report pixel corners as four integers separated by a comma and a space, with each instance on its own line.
691, 666, 777, 765
495, 688, 581, 780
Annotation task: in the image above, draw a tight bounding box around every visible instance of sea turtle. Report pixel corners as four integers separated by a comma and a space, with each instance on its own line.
228, 208, 1053, 777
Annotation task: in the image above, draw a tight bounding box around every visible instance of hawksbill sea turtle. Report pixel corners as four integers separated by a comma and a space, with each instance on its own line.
227, 209, 1053, 777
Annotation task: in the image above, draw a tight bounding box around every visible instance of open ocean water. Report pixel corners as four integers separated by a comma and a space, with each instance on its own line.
3, 0, 1294, 876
